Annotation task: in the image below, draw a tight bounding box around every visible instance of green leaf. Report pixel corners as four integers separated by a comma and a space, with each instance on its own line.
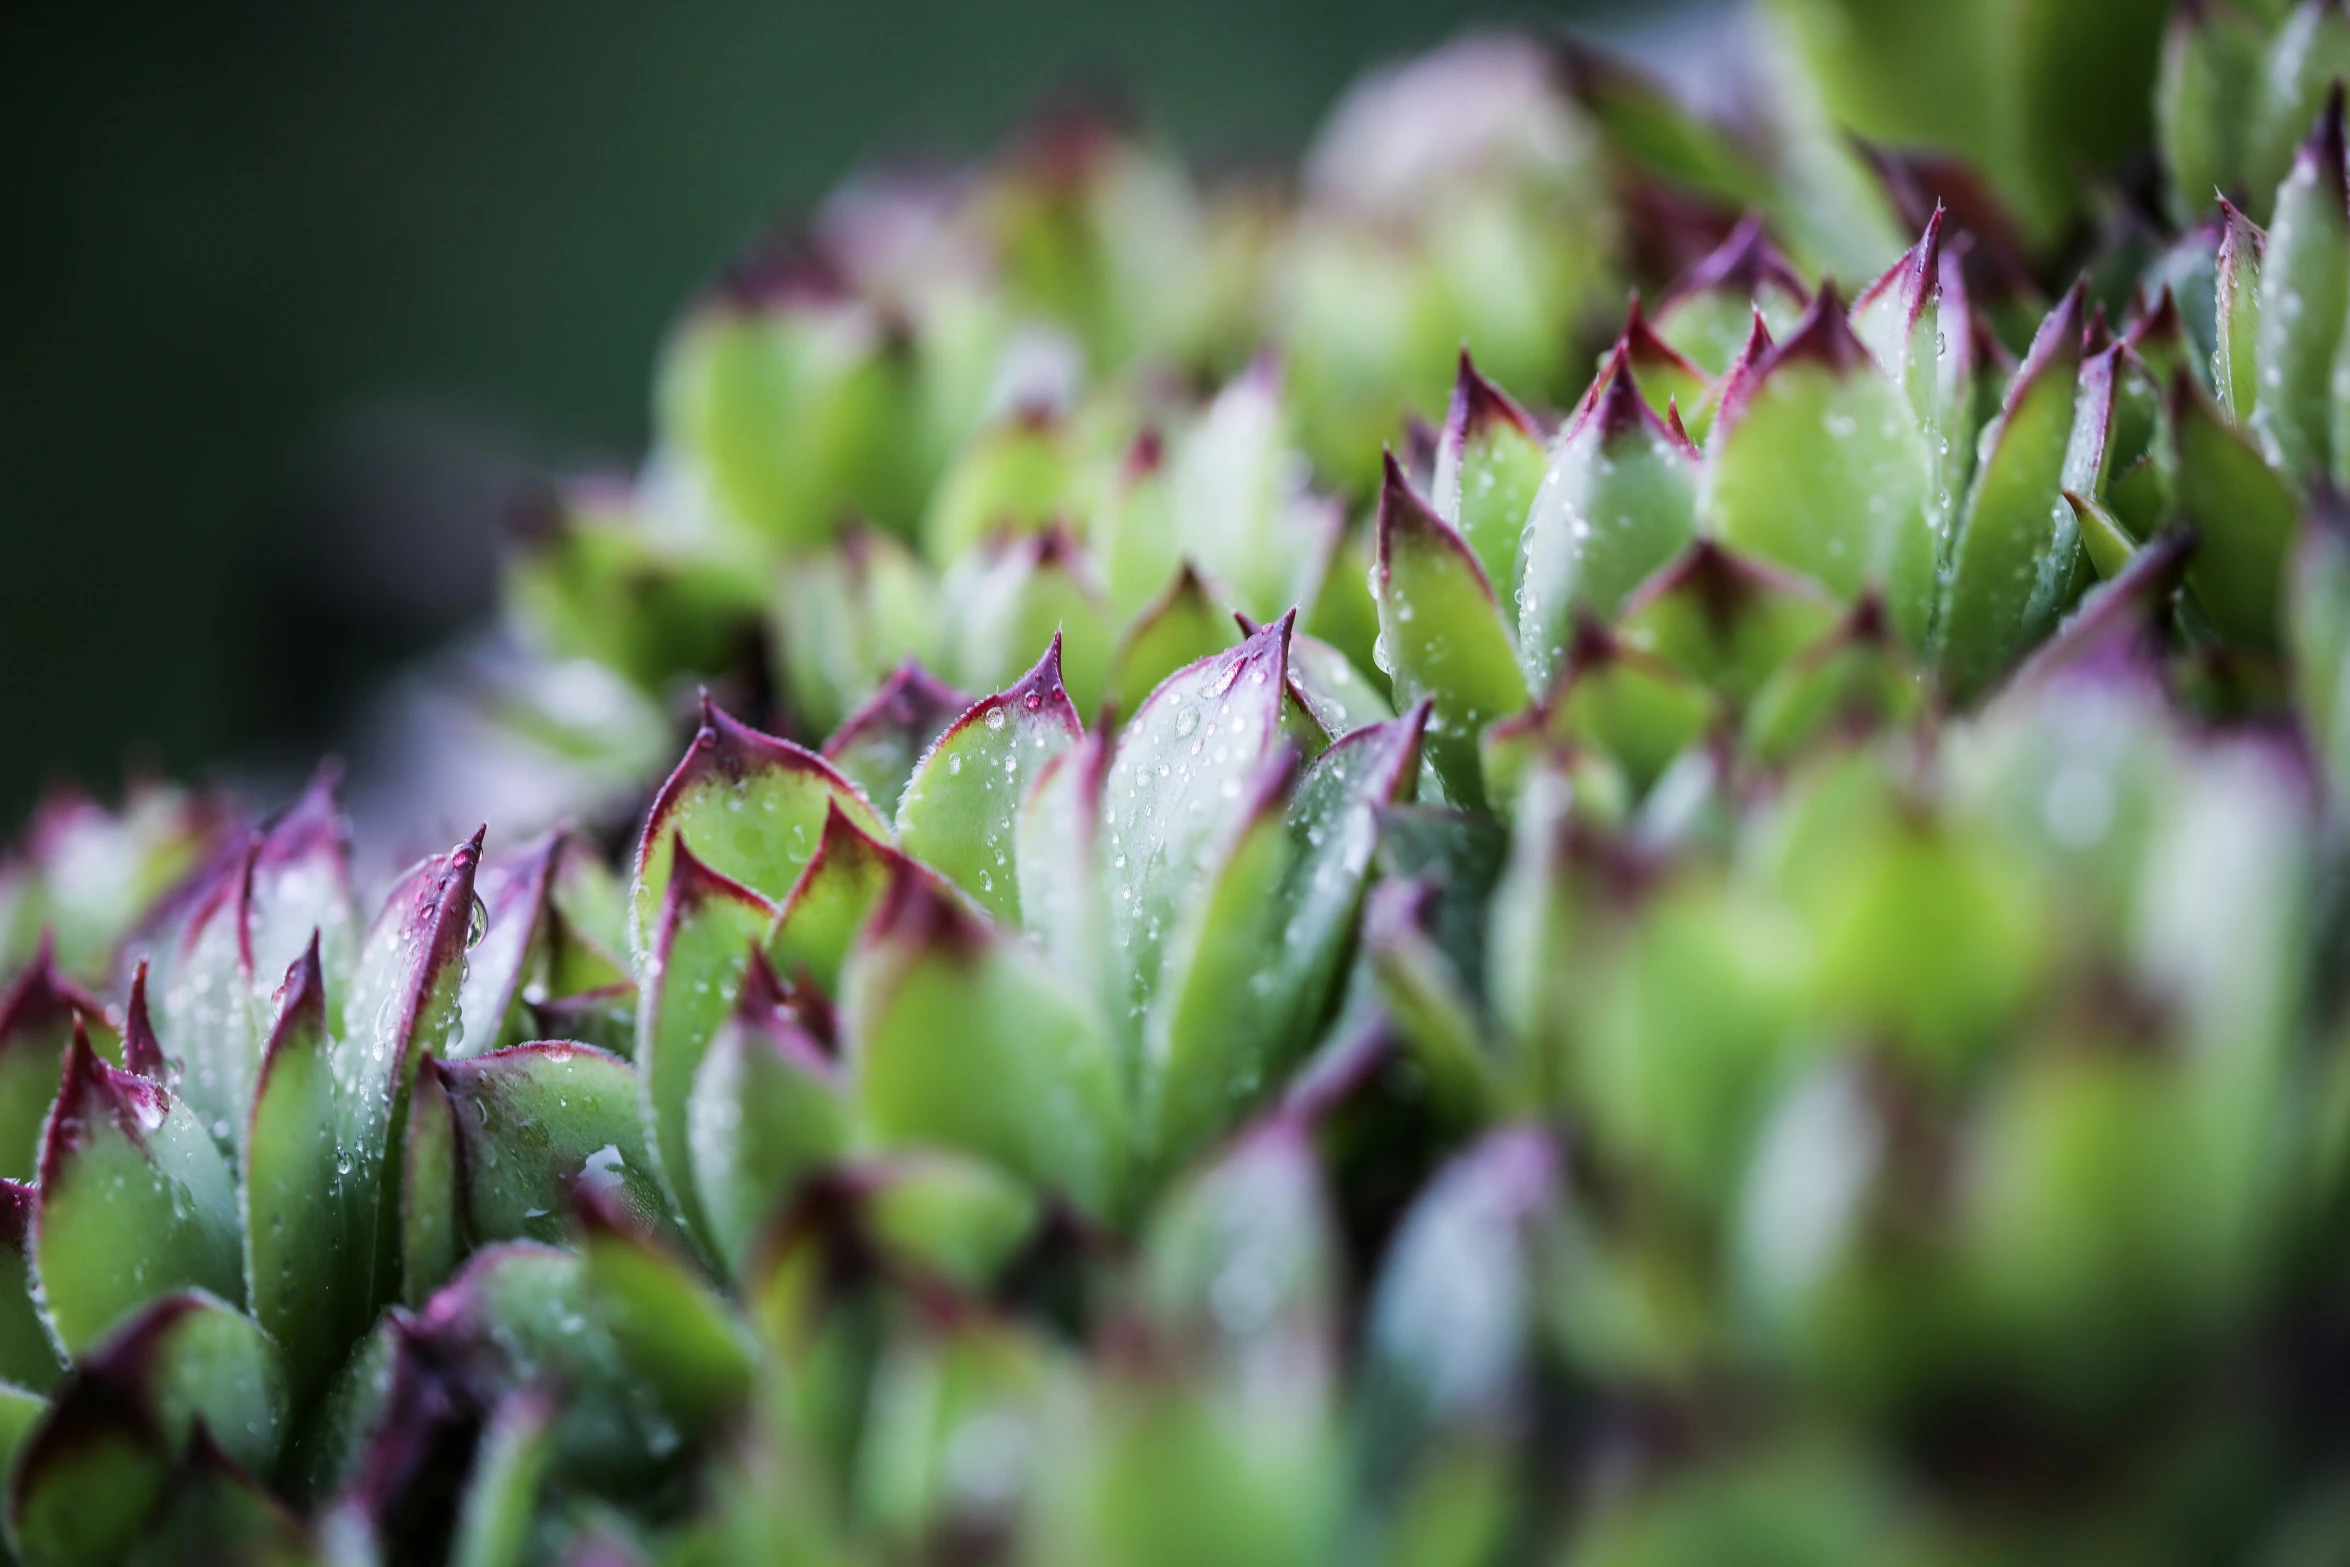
844, 870, 1127, 1221
1701, 287, 1938, 646
819, 662, 970, 823
1600, 302, 1710, 430
637, 841, 775, 1256
403, 1037, 466, 1307
1851, 212, 1967, 554
452, 831, 564, 1061
939, 527, 1115, 718
413, 1242, 693, 1485
2253, 91, 2350, 482
1937, 288, 2096, 701
1169, 358, 1333, 624
1108, 564, 1240, 715
1363, 882, 1501, 1123
1101, 616, 1295, 1047
1431, 352, 1548, 601
449, 1391, 557, 1567
1651, 218, 1810, 375
2293, 496, 2350, 814
1517, 361, 1701, 688
687, 954, 848, 1278
1614, 542, 1844, 708
244, 937, 366, 1411
435, 1042, 674, 1253
2067, 489, 2141, 581
153, 844, 262, 1156
1278, 623, 1395, 736
246, 763, 359, 1025
921, 406, 1076, 564
10, 1292, 288, 1567
628, 696, 887, 959
1744, 603, 1926, 765
578, 1191, 754, 1432
0, 1186, 56, 1393
2173, 369, 2301, 649
2248, 1, 2350, 216
1016, 727, 1113, 1005
1360, 1128, 1558, 1475
2158, 0, 2268, 222
775, 528, 941, 739
335, 829, 483, 1324
1538, 630, 1721, 794
656, 291, 904, 547
2216, 199, 2266, 422
860, 1151, 1045, 1293
0, 947, 101, 1183
1374, 456, 1529, 811
34, 1028, 242, 1358
122, 1431, 310, 1567
1098, 428, 1182, 621
897, 636, 1083, 924
767, 801, 917, 998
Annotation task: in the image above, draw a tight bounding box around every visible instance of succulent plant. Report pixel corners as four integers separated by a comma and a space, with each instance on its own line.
17, 4, 2350, 1565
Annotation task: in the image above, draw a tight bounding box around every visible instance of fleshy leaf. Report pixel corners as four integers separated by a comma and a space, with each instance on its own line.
1169, 357, 1333, 624
629, 697, 886, 958
403, 1042, 466, 1307
246, 764, 358, 1020
844, 870, 1127, 1221
939, 526, 1115, 718
577, 1192, 754, 1432
2248, 0, 2350, 215
767, 801, 920, 998
1539, 627, 1722, 794
1374, 455, 1528, 810
2216, 199, 2266, 422
1614, 541, 1844, 707
1653, 216, 1810, 374
1364, 880, 1500, 1121
2174, 370, 2301, 649
9, 1291, 287, 1567
1701, 285, 1938, 648
821, 661, 971, 823
1517, 360, 1700, 688
921, 406, 1074, 564
448, 1391, 556, 1567
335, 830, 483, 1321
1359, 1127, 1558, 1480
244, 937, 364, 1410
1016, 727, 1112, 1006
2158, 0, 2267, 223
452, 831, 562, 1061
1146, 707, 1426, 1174
1593, 299, 1709, 428
896, 635, 1082, 924
1108, 564, 1240, 715
0, 1183, 56, 1394
1431, 351, 1548, 600
155, 843, 261, 1154
776, 527, 941, 740
687, 954, 848, 1278
1102, 616, 1295, 1045
2254, 88, 2350, 482
0, 944, 102, 1182
1938, 288, 2095, 700
434, 1042, 674, 1253
34, 1027, 242, 1358
2068, 489, 2142, 581
1745, 601, 1926, 763
636, 840, 775, 1258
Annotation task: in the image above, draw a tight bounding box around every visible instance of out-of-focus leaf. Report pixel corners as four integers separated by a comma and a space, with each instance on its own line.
938, 527, 1115, 718
578, 1191, 754, 1432
844, 869, 1127, 1221
2253, 91, 2350, 482
0, 944, 101, 1183
1108, 564, 1240, 715
2173, 369, 2301, 648
688, 953, 847, 1278
1615, 541, 1844, 708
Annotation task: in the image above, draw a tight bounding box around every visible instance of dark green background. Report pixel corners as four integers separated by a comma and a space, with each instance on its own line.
0, 0, 1631, 820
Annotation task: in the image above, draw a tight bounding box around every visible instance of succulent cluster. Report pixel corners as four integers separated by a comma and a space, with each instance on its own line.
12, 2, 2350, 1564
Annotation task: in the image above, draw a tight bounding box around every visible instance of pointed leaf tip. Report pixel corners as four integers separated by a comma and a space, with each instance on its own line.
123, 962, 165, 1081
1764, 280, 1871, 376
1444, 351, 1541, 446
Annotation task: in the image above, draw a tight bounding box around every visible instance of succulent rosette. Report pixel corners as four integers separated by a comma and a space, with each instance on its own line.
12, 4, 2350, 1564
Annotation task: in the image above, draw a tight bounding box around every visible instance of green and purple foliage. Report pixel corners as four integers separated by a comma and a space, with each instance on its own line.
14, 6, 2350, 1564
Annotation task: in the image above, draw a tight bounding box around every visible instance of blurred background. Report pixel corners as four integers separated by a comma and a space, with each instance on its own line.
0, 0, 1677, 823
